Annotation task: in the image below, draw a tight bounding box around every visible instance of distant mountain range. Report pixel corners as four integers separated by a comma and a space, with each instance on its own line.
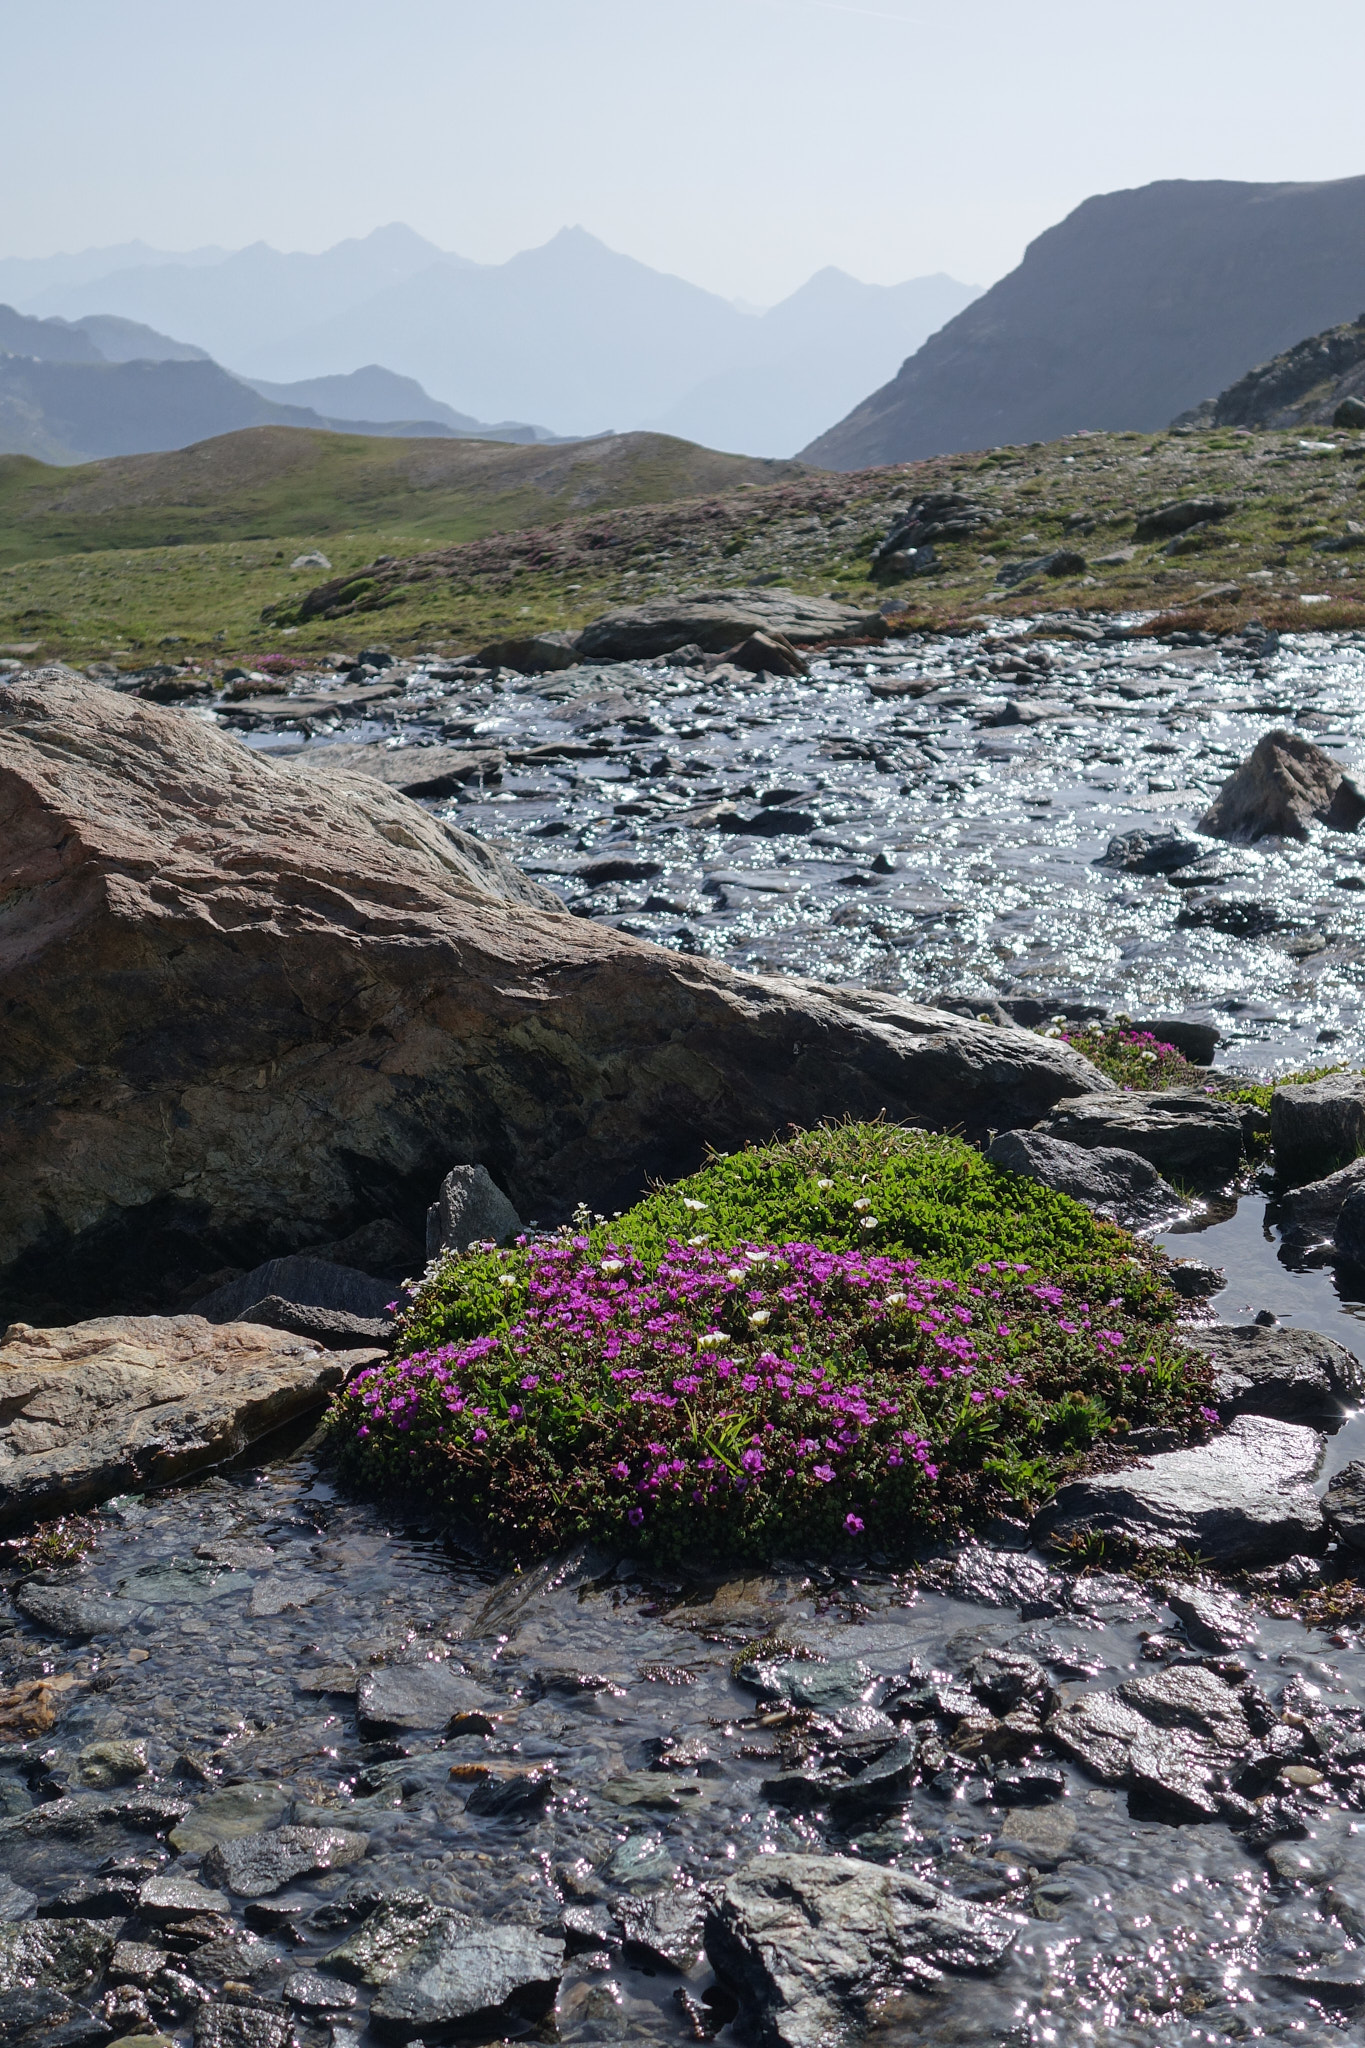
805, 176, 1365, 468
0, 301, 566, 461
8, 224, 980, 455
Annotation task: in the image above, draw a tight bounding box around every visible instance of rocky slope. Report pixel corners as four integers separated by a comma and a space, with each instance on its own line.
0, 667, 1100, 1321
804, 176, 1365, 468
1176, 314, 1365, 431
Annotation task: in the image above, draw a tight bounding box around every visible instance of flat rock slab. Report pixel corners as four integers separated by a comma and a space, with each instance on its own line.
202, 1825, 368, 1898
704, 1852, 1016, 2048
1187, 1323, 1364, 1425
356, 1663, 495, 1736
0, 1315, 358, 1531
986, 1127, 1182, 1228
368, 1917, 564, 2040
306, 743, 507, 798
15, 1578, 144, 1641
576, 588, 886, 660
1032, 1091, 1243, 1185
1037, 1414, 1325, 1565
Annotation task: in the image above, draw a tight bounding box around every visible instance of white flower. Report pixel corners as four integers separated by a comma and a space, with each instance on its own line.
687, 1234, 710, 1247
745, 1249, 769, 1263
853, 1197, 872, 1212
683, 1198, 709, 1212
860, 1216, 879, 1231
749, 1309, 772, 1327
726, 1267, 746, 1282
497, 1273, 518, 1288
816, 1177, 834, 1190
600, 1258, 625, 1275
698, 1332, 728, 1351
883, 1291, 906, 1309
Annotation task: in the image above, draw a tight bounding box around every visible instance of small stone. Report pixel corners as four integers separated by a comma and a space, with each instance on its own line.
15, 1581, 142, 1642
1325, 1460, 1365, 1548
355, 1663, 492, 1737
368, 1919, 564, 2040
193, 2003, 292, 2048
138, 1876, 232, 1922
283, 1973, 357, 2014
169, 1784, 292, 1854
1097, 827, 1206, 875
76, 1741, 149, 1790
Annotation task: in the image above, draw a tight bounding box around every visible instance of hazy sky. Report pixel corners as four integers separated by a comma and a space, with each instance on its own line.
9, 0, 1365, 302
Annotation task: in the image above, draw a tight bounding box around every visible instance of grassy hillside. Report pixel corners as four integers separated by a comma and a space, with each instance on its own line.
4, 423, 1365, 661
0, 426, 808, 566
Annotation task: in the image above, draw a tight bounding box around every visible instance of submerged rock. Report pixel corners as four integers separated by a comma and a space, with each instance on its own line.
1036, 1414, 1326, 1565
985, 1128, 1182, 1228
0, 668, 1103, 1317
1187, 1323, 1364, 1425
1199, 729, 1365, 842
1031, 1090, 1243, 1185
355, 1664, 495, 1737
202, 1826, 368, 1898
0, 1316, 357, 1530
704, 1852, 1016, 2048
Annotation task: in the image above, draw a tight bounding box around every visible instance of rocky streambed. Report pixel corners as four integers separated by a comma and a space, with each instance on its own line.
216, 613, 1365, 1071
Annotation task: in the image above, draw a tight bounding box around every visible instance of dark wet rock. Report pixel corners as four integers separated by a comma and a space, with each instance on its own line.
423, 1163, 522, 1260
1165, 1584, 1255, 1653
944, 1544, 1066, 1614
985, 1127, 1182, 1227
36, 1881, 140, 1922
575, 589, 886, 661
355, 1663, 492, 1737
1337, 1185, 1365, 1267
323, 1896, 446, 1985
735, 1658, 875, 1713
993, 1766, 1066, 1806
281, 1973, 356, 2015
193, 2004, 291, 2048
193, 1259, 392, 1325
1134, 498, 1235, 541
1126, 1019, 1216, 1068
1199, 729, 1365, 842
475, 631, 580, 673
1165, 1257, 1225, 1299
1031, 1090, 1243, 1185
614, 1890, 715, 1972
1036, 1414, 1326, 1565
1047, 1661, 1258, 1821
6, 1793, 190, 1839
704, 1852, 1016, 2048
14, 1581, 142, 1642
367, 1917, 563, 2041
1096, 829, 1207, 875
463, 1769, 555, 1817
0, 669, 1108, 1317
0, 1318, 353, 1532
137, 1879, 230, 1923
202, 1827, 368, 1899
1272, 1073, 1365, 1183
1275, 1155, 1365, 1258
0, 1880, 35, 1923
1324, 1462, 1365, 1549
959, 1648, 1052, 1715
1187, 1322, 1364, 1425
0, 1921, 118, 1995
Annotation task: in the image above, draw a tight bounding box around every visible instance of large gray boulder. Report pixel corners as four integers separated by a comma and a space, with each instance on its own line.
368, 1918, 564, 2040
0, 1315, 364, 1531
425, 1164, 522, 1258
1186, 1323, 1365, 1425
1030, 1090, 1243, 1185
1271, 1073, 1365, 1183
985, 1127, 1182, 1229
704, 1853, 1016, 2048
575, 588, 886, 661
1035, 1414, 1326, 1565
1199, 729, 1365, 841
193, 1258, 393, 1323
0, 669, 1104, 1320
1274, 1154, 1365, 1260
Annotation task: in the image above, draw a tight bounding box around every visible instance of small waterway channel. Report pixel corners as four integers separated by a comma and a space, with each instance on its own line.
6, 1206, 1365, 2048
